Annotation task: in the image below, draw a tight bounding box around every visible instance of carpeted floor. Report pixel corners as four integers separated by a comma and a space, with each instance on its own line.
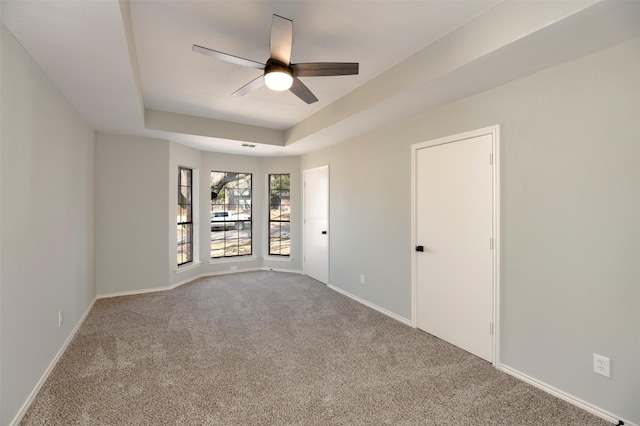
21, 271, 609, 425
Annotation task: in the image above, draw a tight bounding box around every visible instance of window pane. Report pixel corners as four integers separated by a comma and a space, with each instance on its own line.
178, 205, 190, 224
238, 237, 251, 256
270, 222, 281, 238
177, 224, 184, 243
270, 237, 290, 256
270, 205, 281, 221
177, 243, 192, 265
180, 186, 191, 204
280, 195, 290, 221
180, 168, 191, 186
211, 171, 252, 258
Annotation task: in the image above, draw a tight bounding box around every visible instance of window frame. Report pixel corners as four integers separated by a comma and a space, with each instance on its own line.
210, 171, 253, 259
268, 173, 291, 257
177, 166, 193, 266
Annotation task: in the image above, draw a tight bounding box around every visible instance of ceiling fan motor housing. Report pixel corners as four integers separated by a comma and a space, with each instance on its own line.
265, 59, 293, 75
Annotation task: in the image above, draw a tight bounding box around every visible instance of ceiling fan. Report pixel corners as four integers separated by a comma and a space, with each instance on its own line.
192, 14, 359, 104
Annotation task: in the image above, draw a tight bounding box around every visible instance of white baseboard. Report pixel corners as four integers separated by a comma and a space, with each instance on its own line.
327, 284, 413, 327
500, 364, 634, 426
100, 274, 405, 333
97, 268, 302, 299
97, 284, 180, 299
203, 267, 262, 277
10, 297, 97, 426
262, 267, 303, 274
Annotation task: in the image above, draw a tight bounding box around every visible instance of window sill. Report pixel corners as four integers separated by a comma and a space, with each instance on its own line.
209, 256, 258, 265
176, 261, 201, 274
263, 256, 291, 263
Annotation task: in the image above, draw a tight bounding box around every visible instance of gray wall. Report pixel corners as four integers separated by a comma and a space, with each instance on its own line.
95, 134, 170, 295
0, 24, 96, 426
301, 36, 640, 423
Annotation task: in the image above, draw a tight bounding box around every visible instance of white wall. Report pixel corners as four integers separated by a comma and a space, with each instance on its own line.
0, 24, 96, 426
301, 37, 640, 423
95, 134, 170, 296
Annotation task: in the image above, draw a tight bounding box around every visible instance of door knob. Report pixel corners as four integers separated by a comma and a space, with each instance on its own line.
416, 245, 424, 252
321, 230, 327, 235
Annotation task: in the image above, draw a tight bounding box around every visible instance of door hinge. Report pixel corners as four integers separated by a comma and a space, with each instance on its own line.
490, 237, 493, 250
489, 153, 493, 165
490, 322, 494, 335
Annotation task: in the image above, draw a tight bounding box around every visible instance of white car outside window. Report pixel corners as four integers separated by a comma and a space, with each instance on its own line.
211, 211, 250, 230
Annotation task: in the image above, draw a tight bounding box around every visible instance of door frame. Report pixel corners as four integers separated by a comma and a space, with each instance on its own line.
410, 125, 501, 367
303, 165, 330, 284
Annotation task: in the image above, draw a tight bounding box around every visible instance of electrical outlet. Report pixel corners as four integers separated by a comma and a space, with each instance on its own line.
360, 274, 365, 284
58, 310, 64, 327
593, 354, 610, 377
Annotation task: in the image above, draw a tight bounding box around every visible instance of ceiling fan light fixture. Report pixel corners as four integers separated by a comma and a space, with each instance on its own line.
264, 63, 293, 91
264, 70, 293, 91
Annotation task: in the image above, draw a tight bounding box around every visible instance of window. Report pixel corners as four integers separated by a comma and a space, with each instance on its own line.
177, 167, 193, 266
211, 171, 252, 258
268, 174, 290, 256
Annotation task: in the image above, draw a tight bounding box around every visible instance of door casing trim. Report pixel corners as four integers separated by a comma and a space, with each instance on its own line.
410, 125, 501, 367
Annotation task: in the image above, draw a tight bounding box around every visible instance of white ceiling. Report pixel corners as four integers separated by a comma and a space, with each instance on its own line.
2, 1, 639, 156
130, 1, 497, 129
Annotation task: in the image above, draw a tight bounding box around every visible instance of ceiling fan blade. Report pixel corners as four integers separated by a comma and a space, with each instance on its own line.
291, 62, 359, 77
192, 44, 264, 70
289, 78, 318, 104
270, 15, 293, 65
232, 75, 265, 97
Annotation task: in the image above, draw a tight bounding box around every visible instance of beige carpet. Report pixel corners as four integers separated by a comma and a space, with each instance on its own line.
21, 271, 609, 425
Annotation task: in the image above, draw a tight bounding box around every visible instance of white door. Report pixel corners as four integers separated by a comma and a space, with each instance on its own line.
303, 165, 329, 284
415, 133, 495, 362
